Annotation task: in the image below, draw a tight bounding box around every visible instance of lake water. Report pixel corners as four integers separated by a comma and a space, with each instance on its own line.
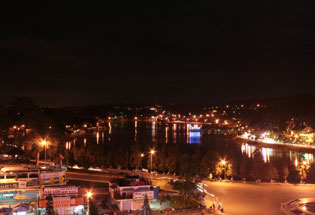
66, 121, 315, 165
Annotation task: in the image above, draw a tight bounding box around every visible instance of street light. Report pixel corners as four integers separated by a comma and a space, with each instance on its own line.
87, 191, 93, 215
137, 153, 145, 170
220, 160, 227, 180
150, 149, 155, 173
41, 140, 47, 162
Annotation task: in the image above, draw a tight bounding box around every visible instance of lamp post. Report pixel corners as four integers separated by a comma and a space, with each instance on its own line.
150, 150, 155, 173
221, 160, 227, 180
140, 153, 144, 170
41, 140, 47, 162
87, 191, 92, 215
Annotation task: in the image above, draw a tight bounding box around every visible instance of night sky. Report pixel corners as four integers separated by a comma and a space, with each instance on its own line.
3, 1, 315, 107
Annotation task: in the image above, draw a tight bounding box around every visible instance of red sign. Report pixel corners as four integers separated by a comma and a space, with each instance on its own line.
71, 197, 84, 206
53, 197, 71, 208
39, 200, 48, 208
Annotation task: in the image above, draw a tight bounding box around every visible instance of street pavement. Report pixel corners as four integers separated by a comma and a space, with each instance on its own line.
149, 176, 315, 215
203, 181, 315, 215
67, 170, 315, 215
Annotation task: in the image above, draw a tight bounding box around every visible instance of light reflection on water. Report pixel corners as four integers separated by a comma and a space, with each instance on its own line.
66, 121, 314, 164
241, 143, 315, 164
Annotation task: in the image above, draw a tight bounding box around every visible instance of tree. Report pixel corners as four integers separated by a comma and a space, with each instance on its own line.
264, 163, 279, 182
141, 195, 151, 215
297, 162, 311, 182
306, 163, 315, 183
282, 165, 289, 182
287, 164, 300, 183
46, 195, 56, 215
129, 143, 142, 169
239, 155, 249, 180
249, 151, 265, 181
89, 199, 99, 215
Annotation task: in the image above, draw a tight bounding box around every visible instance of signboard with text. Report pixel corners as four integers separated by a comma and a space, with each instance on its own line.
53, 197, 71, 208
39, 200, 48, 208
44, 186, 78, 195
0, 183, 18, 189
70, 197, 84, 206
40, 171, 65, 179
133, 191, 154, 200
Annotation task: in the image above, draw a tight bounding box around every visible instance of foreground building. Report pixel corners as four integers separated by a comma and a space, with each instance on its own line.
0, 164, 87, 215
38, 186, 85, 215
109, 175, 159, 211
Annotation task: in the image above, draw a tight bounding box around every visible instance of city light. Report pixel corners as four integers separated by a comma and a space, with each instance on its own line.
87, 191, 92, 198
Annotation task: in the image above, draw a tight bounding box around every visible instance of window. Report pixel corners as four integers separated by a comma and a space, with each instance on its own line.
29, 173, 38, 178
6, 175, 16, 179
18, 173, 28, 179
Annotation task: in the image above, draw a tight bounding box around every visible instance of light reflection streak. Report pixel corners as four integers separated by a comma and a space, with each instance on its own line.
96, 132, 99, 144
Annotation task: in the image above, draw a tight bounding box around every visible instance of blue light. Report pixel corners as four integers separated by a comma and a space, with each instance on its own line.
189, 131, 201, 144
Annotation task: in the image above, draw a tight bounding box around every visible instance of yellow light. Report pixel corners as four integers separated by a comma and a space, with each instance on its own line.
84, 124, 87, 128
221, 160, 226, 165
303, 161, 307, 165
87, 191, 92, 198
141, 153, 144, 157
41, 140, 47, 146
150, 149, 155, 155
215, 119, 219, 124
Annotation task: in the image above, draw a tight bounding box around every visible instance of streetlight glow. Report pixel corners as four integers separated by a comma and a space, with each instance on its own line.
41, 140, 47, 146
87, 191, 92, 198
40, 140, 47, 162
141, 153, 144, 157
221, 160, 226, 165
150, 149, 156, 173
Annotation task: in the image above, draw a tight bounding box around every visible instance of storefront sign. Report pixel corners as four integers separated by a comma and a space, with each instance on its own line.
0, 183, 18, 189
44, 186, 78, 195
39, 200, 48, 208
133, 191, 154, 200
70, 197, 84, 206
14, 195, 27, 199
0, 192, 14, 200
40, 171, 65, 179
18, 181, 27, 188
53, 197, 71, 208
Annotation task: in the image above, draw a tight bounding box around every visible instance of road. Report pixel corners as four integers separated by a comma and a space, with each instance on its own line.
204, 181, 315, 215
149, 176, 315, 215
67, 170, 315, 215
66, 171, 111, 183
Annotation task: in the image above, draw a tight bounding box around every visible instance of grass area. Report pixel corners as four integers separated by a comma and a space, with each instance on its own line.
170, 196, 201, 209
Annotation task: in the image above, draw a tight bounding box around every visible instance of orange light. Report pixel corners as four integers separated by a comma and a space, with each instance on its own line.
87, 191, 92, 198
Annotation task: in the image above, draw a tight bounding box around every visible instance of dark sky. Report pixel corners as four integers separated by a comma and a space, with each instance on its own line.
2, 1, 315, 107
